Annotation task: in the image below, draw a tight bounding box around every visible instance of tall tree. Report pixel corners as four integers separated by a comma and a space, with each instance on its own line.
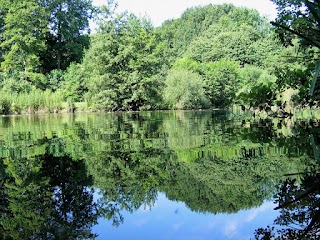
84, 13, 164, 111
43, 0, 94, 72
0, 0, 48, 74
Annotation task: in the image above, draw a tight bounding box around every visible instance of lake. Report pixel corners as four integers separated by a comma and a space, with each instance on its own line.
0, 110, 318, 239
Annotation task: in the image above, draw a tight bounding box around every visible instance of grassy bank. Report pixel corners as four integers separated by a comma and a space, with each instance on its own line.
0, 89, 65, 114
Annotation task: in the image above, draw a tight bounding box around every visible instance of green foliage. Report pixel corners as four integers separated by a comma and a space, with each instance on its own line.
163, 69, 209, 109
41, 0, 94, 71
238, 71, 278, 107
172, 57, 201, 72
84, 13, 164, 111
155, 4, 292, 109
201, 59, 240, 107
0, 0, 95, 95
46, 69, 65, 92
0, 2, 314, 111
0, 0, 48, 73
1, 75, 32, 93
186, 24, 264, 65
166, 58, 240, 108
0, 93, 11, 114
271, 0, 320, 99
62, 63, 88, 102
0, 89, 63, 114
239, 65, 265, 87
157, 4, 266, 61
271, 0, 320, 49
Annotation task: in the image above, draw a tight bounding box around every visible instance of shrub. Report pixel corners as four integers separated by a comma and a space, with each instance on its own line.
62, 63, 88, 102
201, 59, 240, 108
163, 69, 209, 109
237, 72, 277, 108
46, 70, 65, 92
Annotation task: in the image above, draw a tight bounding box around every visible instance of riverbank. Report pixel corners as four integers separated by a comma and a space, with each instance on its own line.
2, 105, 320, 122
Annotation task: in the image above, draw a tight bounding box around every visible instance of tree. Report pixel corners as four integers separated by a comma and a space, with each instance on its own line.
163, 68, 209, 109
42, 0, 94, 71
0, 5, 5, 63
271, 0, 320, 96
186, 24, 269, 66
0, 0, 48, 74
62, 63, 88, 102
201, 59, 240, 107
237, 65, 278, 108
271, 0, 320, 48
157, 4, 268, 63
84, 13, 164, 111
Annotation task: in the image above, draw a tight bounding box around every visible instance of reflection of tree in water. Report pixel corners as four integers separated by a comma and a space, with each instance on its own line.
255, 164, 320, 239
0, 132, 105, 239
0, 152, 100, 239
0, 112, 319, 239
41, 154, 100, 239
87, 148, 174, 226
161, 153, 307, 214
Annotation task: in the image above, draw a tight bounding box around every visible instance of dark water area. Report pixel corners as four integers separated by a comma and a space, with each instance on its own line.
0, 110, 319, 239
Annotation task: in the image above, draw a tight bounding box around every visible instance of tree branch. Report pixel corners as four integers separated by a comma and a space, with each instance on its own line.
271, 21, 320, 48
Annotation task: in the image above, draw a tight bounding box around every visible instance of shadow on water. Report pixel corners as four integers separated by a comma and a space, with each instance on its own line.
0, 111, 319, 239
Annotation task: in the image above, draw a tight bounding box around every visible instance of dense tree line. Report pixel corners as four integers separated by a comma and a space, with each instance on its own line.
0, 1, 318, 113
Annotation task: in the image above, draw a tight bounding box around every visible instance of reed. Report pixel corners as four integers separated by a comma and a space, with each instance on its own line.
0, 89, 64, 114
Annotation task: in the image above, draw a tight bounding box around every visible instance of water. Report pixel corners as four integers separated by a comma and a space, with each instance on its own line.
0, 110, 318, 239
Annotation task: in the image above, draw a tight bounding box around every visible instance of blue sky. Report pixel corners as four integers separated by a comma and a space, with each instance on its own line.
92, 0, 278, 27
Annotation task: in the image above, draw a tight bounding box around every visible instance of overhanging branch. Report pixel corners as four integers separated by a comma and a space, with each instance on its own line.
271, 21, 320, 48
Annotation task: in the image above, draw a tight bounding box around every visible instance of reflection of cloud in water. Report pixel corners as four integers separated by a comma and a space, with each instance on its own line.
224, 221, 238, 238
172, 222, 184, 231
245, 202, 276, 222
207, 221, 216, 230
134, 218, 149, 227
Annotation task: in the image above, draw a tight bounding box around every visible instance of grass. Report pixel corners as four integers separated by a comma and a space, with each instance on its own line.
0, 89, 64, 114
0, 89, 94, 115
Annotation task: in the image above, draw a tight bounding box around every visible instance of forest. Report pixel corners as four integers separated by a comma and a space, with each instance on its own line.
0, 0, 319, 114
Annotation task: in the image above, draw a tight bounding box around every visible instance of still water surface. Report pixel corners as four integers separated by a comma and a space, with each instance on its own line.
0, 110, 318, 239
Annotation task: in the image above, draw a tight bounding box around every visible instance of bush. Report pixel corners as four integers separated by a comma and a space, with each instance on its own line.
46, 70, 65, 92
163, 69, 209, 109
237, 72, 277, 107
0, 94, 12, 114
62, 63, 88, 102
2, 77, 32, 93
238, 65, 264, 87
201, 59, 240, 108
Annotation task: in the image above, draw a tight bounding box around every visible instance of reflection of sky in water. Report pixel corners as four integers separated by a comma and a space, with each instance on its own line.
92, 192, 278, 240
